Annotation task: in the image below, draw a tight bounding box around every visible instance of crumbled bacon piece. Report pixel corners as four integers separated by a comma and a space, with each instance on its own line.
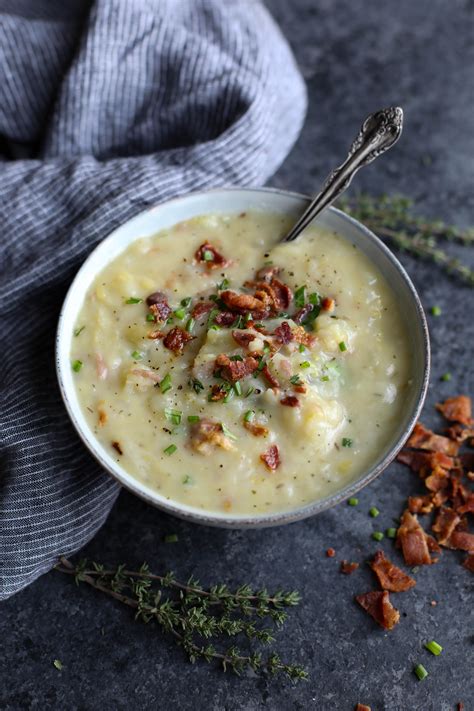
262, 364, 280, 389
436, 395, 472, 426
244, 420, 268, 437
397, 449, 455, 475
213, 311, 237, 326
292, 325, 316, 348
260, 444, 280, 471
326, 548, 336, 558
425, 466, 450, 492
190, 418, 234, 455
293, 383, 307, 394
273, 321, 293, 345
112, 441, 123, 455
280, 395, 300, 407
214, 353, 258, 382
219, 290, 269, 319
147, 292, 172, 322
256, 264, 281, 282
462, 553, 474, 573
147, 329, 166, 340
194, 242, 230, 269
340, 561, 359, 575
406, 422, 459, 456
191, 301, 214, 318
397, 510, 437, 566
432, 507, 461, 545
457, 494, 474, 514
446, 423, 474, 443
293, 304, 313, 324
270, 278, 293, 311
370, 550, 416, 592
355, 590, 400, 630
407, 494, 435, 514
355, 705, 371, 711
163, 327, 194, 354
321, 296, 335, 312
232, 330, 256, 347
209, 384, 227, 401
447, 530, 474, 552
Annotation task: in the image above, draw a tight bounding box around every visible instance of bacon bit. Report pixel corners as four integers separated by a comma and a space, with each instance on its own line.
191, 301, 214, 318
340, 560, 359, 575
457, 494, 474, 514
463, 553, 474, 573
355, 590, 400, 630
293, 383, 307, 394
436, 395, 472, 426
244, 420, 269, 437
163, 327, 194, 354
370, 550, 416, 592
262, 364, 280, 389
214, 353, 258, 382
273, 321, 293, 345
280, 395, 300, 407
355, 705, 371, 711
260, 444, 281, 471
321, 296, 335, 312
190, 418, 234, 455
447, 530, 474, 552
95, 353, 108, 380
397, 510, 437, 566
292, 325, 316, 348
147, 292, 172, 322
232, 330, 256, 347
407, 494, 435, 514
256, 265, 281, 282
430, 600, 438, 606
112, 441, 123, 455
445, 423, 474, 443
293, 303, 313, 324
397, 449, 455, 475
270, 278, 293, 310
194, 242, 231, 269
209, 384, 227, 401
406, 422, 459, 456
432, 507, 461, 545
219, 290, 269, 319
326, 548, 336, 558
98, 407, 107, 427
425, 466, 450, 492
147, 329, 165, 340
461, 453, 474, 471
214, 311, 236, 326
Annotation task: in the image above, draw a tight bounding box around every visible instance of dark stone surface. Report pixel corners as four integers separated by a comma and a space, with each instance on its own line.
2, 1, 473, 709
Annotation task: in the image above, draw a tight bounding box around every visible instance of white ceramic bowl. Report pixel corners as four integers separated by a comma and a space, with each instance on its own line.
56, 187, 430, 527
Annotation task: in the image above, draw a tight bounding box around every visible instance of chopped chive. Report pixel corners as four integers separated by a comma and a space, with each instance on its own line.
174, 307, 186, 320
146, 313, 155, 322
369, 506, 380, 518
189, 378, 204, 394
386, 527, 397, 539
298, 344, 306, 353
164, 533, 179, 543
290, 374, 303, 385
223, 389, 234, 403
221, 423, 237, 440
300, 361, 311, 369
430, 305, 442, 317
233, 381, 242, 396
321, 375, 330, 382
160, 373, 172, 394
414, 664, 428, 681
308, 292, 321, 306
209, 324, 221, 331
244, 410, 255, 422
263, 343, 271, 354
185, 317, 195, 333
203, 250, 214, 261
347, 497, 359, 506
425, 640, 443, 656
245, 386, 255, 397
278, 312, 289, 319
257, 356, 266, 372
231, 315, 243, 329
181, 297, 192, 307
209, 294, 219, 302
166, 317, 174, 324
217, 278, 229, 290
53, 659, 63, 671
187, 415, 200, 423
131, 350, 143, 360
74, 326, 85, 337
294, 285, 306, 308
125, 297, 143, 304
182, 475, 193, 485
163, 444, 177, 456
72, 360, 83, 372
207, 307, 220, 328
244, 312, 252, 323
338, 341, 347, 352
372, 531, 384, 541
342, 437, 353, 448
441, 372, 451, 382
165, 408, 182, 426
230, 354, 243, 362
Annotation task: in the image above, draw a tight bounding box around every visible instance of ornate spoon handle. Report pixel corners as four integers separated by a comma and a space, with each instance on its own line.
282, 107, 403, 242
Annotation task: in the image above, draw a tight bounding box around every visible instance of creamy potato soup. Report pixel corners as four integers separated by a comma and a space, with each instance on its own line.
71, 212, 412, 516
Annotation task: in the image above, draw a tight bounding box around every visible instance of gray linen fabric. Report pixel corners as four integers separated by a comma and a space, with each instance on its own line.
0, 0, 306, 599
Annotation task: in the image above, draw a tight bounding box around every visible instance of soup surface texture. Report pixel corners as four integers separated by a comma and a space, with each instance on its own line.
71, 212, 412, 516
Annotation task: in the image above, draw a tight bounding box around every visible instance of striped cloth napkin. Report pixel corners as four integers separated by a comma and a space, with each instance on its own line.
0, 0, 306, 599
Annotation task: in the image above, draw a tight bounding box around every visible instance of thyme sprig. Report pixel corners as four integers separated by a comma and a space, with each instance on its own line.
338, 193, 474, 286
56, 556, 307, 681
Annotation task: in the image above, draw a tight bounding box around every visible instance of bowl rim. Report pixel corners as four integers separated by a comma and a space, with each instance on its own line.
56, 186, 430, 528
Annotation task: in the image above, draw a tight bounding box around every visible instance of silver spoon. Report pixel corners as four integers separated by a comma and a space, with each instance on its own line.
283, 106, 403, 242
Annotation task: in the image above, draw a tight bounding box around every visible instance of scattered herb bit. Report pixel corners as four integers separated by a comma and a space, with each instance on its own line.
290, 375, 303, 386
165, 408, 182, 426
160, 373, 172, 394
221, 423, 237, 440
430, 306, 442, 317
338, 341, 347, 352
230, 355, 244, 362
125, 297, 143, 304
342, 438, 353, 448
146, 313, 156, 322
233, 381, 242, 396
372, 531, 384, 542
414, 663, 428, 681
298, 344, 306, 353
207, 308, 220, 328
308, 292, 321, 307
386, 528, 397, 539
166, 317, 174, 324
174, 307, 186, 320
244, 312, 252, 324
257, 356, 266, 372
163, 444, 177, 456
203, 250, 214, 262
300, 361, 311, 369
245, 386, 255, 398
321, 375, 330, 382
441, 372, 452, 382
187, 415, 200, 424
131, 350, 142, 360
165, 534, 179, 543
263, 343, 271, 355
347, 497, 359, 506
53, 659, 63, 671
72, 360, 83, 372
244, 410, 255, 422
185, 317, 195, 333
425, 640, 443, 656
74, 326, 85, 337
182, 475, 193, 485
55, 557, 307, 681
190, 378, 204, 394
369, 507, 380, 518
294, 285, 306, 308
181, 297, 192, 307
217, 278, 229, 290
232, 315, 243, 329
223, 389, 234, 403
